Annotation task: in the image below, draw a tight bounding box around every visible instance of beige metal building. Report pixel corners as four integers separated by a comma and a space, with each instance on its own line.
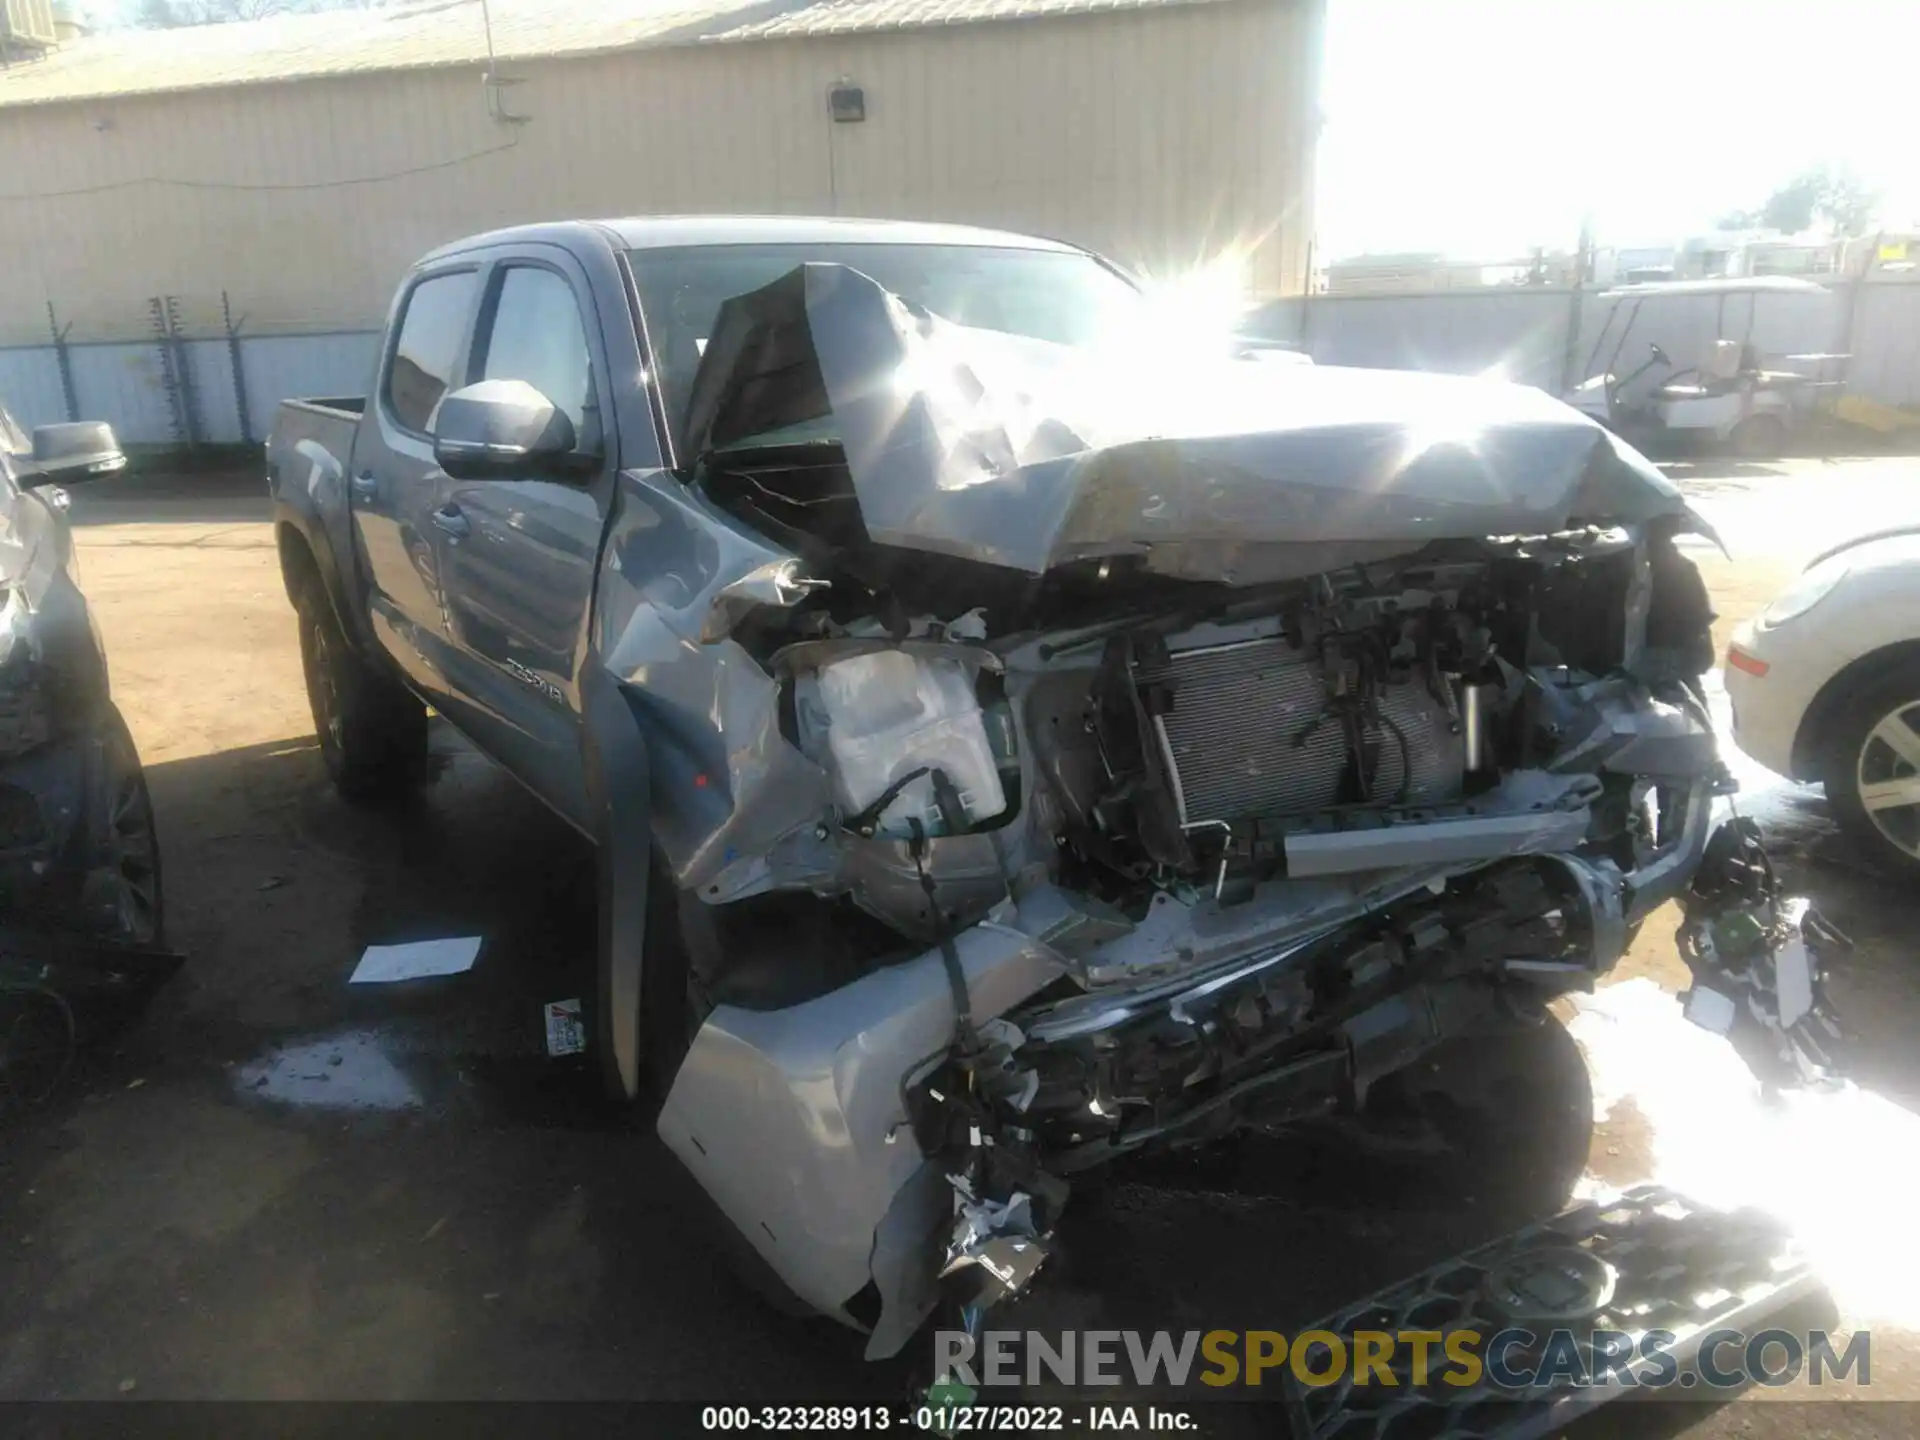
0, 0, 1323, 355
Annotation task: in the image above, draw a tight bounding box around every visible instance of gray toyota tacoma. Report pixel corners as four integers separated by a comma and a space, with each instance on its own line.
269, 217, 1838, 1372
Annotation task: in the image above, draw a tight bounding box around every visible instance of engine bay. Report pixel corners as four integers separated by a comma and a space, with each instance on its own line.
709, 513, 1716, 943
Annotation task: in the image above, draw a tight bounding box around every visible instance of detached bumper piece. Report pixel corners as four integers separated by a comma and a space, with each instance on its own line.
1676, 818, 1846, 1087
1282, 1185, 1818, 1440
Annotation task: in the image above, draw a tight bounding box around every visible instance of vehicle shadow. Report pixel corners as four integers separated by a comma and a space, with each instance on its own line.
121, 724, 607, 1098
0, 724, 925, 1402
1764, 816, 1920, 1112
1037, 1018, 1597, 1348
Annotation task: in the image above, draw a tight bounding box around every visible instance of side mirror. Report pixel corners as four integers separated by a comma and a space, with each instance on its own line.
430, 379, 593, 481
1650, 343, 1672, 368
22, 421, 125, 487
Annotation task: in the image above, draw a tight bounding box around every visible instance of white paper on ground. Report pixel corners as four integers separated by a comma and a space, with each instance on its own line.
545, 998, 586, 1056
349, 936, 483, 984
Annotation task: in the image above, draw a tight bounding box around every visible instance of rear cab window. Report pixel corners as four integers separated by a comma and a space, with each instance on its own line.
384, 270, 479, 433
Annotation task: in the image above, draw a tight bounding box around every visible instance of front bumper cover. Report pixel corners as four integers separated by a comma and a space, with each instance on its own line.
656, 785, 1728, 1360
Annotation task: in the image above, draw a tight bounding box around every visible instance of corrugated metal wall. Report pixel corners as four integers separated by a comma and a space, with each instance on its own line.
10, 284, 1915, 449
0, 332, 379, 442
0, 0, 1317, 352
1253, 282, 1917, 408
1850, 282, 1920, 409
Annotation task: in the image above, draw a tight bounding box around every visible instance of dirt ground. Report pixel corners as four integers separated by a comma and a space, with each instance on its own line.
3, 456, 1919, 1434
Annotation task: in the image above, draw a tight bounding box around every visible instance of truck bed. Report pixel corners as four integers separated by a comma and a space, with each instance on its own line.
268, 398, 363, 495
266, 397, 366, 621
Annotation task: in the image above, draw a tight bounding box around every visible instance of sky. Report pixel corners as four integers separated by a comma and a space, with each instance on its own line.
1317, 0, 1920, 260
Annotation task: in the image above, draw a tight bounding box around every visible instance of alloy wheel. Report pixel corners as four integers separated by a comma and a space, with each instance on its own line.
1855, 699, 1920, 862
308, 617, 346, 763
98, 726, 162, 944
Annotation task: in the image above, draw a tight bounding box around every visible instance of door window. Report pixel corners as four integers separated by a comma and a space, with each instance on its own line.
477, 266, 597, 443
384, 271, 478, 433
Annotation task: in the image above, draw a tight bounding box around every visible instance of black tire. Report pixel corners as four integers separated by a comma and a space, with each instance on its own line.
296, 596, 429, 804
76, 703, 165, 948
1821, 658, 1920, 876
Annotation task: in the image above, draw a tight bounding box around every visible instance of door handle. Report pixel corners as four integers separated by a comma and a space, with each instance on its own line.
431, 505, 471, 541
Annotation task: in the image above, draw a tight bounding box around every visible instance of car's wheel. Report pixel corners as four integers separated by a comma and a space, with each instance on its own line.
1823, 660, 1920, 874
1730, 413, 1787, 458
296, 596, 429, 804
76, 704, 164, 947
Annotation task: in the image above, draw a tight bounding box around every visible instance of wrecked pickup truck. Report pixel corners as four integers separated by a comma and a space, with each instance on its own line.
268, 217, 1838, 1363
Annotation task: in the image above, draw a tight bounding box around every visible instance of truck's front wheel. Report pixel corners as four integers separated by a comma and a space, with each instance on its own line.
297, 599, 429, 803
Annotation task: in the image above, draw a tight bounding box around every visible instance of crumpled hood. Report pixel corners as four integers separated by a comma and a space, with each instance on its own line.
683, 263, 1709, 577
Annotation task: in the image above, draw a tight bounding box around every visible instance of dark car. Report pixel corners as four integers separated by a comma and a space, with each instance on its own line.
0, 404, 161, 945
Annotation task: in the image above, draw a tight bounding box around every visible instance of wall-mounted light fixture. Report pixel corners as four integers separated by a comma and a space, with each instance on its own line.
479, 0, 529, 124
828, 81, 866, 123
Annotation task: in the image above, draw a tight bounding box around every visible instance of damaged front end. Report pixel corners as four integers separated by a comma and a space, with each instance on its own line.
612, 261, 1835, 1360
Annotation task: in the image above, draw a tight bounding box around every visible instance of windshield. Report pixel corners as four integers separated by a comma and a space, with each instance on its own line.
630, 243, 1143, 455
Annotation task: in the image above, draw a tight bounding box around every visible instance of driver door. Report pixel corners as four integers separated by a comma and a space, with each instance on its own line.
430, 250, 614, 830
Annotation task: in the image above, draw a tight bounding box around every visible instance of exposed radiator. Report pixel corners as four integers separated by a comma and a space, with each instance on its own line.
1138, 636, 1464, 824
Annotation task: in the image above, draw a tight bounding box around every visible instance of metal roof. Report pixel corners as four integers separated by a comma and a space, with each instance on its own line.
0, 0, 1232, 109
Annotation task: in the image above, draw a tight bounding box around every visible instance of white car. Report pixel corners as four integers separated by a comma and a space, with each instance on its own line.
1726, 527, 1920, 871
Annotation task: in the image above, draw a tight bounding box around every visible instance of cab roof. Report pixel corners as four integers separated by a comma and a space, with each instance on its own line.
607, 215, 1080, 252
425, 215, 1081, 263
